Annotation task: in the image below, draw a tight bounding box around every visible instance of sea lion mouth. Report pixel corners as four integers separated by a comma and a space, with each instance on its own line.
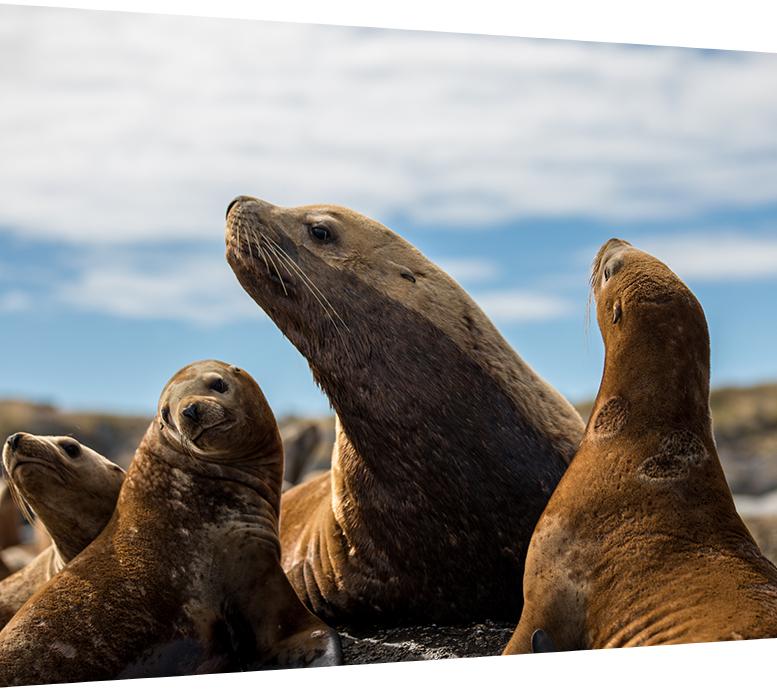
181, 418, 237, 449
7, 457, 55, 479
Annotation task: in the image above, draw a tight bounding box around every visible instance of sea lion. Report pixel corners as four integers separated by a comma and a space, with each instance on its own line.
225, 196, 585, 624
503, 239, 777, 653
0, 434, 124, 628
0, 361, 341, 685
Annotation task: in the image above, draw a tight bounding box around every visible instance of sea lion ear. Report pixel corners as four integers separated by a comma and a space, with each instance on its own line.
531, 628, 557, 653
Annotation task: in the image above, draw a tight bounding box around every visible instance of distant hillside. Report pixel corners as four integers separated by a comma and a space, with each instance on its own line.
0, 400, 149, 470
2, 381, 777, 494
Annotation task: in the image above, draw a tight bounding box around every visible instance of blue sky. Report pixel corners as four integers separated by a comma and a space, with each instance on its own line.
1, 6, 777, 416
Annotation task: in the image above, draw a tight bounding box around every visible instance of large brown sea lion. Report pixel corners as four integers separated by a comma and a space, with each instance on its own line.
0, 434, 124, 628
0, 361, 341, 685
225, 196, 585, 624
503, 239, 777, 653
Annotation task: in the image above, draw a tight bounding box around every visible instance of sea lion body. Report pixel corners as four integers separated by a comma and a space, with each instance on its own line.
0, 361, 340, 685
0, 434, 124, 628
504, 240, 777, 653
225, 197, 585, 624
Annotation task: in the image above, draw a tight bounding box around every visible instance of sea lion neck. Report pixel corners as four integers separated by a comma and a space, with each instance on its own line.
592, 306, 711, 433
127, 427, 282, 521
593, 266, 712, 438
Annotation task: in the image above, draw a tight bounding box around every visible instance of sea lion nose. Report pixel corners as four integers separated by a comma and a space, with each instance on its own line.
6, 433, 22, 451
226, 195, 274, 219
182, 403, 199, 423
226, 195, 261, 219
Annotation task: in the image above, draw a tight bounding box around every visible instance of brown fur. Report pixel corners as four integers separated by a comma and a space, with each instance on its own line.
0, 435, 124, 628
504, 239, 777, 653
0, 361, 340, 685
225, 196, 585, 624
0, 481, 21, 553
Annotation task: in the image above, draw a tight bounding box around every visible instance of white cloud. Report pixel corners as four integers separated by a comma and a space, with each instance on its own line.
435, 257, 500, 283
633, 233, 777, 281
0, 291, 32, 313
474, 289, 573, 323
1, 7, 777, 243
58, 253, 265, 325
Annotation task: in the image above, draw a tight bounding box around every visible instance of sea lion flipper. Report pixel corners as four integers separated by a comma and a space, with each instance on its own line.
265, 623, 343, 669
259, 567, 342, 668
530, 628, 556, 653
225, 548, 343, 669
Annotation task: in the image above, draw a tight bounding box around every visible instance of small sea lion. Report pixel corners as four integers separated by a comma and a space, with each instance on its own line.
0, 361, 341, 685
225, 196, 585, 624
0, 434, 124, 627
504, 239, 777, 653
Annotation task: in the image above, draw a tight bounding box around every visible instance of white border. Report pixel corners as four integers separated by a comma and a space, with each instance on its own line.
2, 0, 777, 53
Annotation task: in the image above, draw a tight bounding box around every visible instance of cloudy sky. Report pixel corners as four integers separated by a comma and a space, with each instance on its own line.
2, 5, 777, 416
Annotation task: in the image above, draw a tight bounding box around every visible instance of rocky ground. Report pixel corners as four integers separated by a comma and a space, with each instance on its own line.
339, 621, 515, 664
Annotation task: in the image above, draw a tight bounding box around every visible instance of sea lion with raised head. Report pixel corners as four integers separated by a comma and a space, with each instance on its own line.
503, 239, 777, 653
0, 434, 124, 628
0, 361, 341, 685
225, 196, 585, 624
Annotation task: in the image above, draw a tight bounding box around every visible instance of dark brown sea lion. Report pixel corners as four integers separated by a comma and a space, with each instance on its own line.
503, 239, 777, 653
225, 196, 585, 624
0, 361, 341, 685
0, 434, 124, 627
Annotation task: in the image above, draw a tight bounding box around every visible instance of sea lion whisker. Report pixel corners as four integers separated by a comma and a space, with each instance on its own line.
5, 479, 37, 528
263, 235, 350, 333
258, 238, 289, 296
263, 241, 344, 337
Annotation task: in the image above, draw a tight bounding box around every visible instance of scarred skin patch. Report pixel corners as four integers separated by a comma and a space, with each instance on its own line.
638, 430, 708, 481
592, 397, 629, 437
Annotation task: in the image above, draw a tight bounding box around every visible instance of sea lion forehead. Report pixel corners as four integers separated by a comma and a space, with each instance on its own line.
165, 360, 237, 387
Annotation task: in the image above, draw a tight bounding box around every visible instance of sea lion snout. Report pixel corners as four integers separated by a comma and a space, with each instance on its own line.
592, 237, 631, 295
182, 402, 199, 422
226, 195, 270, 219
5, 433, 22, 452
2, 433, 41, 473
175, 396, 230, 441
226, 195, 275, 222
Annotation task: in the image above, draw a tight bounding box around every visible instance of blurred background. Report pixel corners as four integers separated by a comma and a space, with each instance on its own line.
1, 5, 777, 569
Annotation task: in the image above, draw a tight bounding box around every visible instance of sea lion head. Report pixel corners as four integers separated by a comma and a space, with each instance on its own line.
591, 238, 706, 338
1, 433, 124, 558
157, 359, 280, 463
224, 196, 475, 375
589, 237, 711, 428
591, 239, 709, 351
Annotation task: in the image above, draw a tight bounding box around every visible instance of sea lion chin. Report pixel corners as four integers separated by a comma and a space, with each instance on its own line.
226, 195, 585, 625
503, 239, 777, 654
0, 434, 124, 629
0, 361, 341, 685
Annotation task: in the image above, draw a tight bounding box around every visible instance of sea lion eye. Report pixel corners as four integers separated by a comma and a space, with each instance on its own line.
209, 378, 228, 394
161, 406, 171, 425
604, 265, 612, 281
59, 440, 80, 458
309, 225, 332, 242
